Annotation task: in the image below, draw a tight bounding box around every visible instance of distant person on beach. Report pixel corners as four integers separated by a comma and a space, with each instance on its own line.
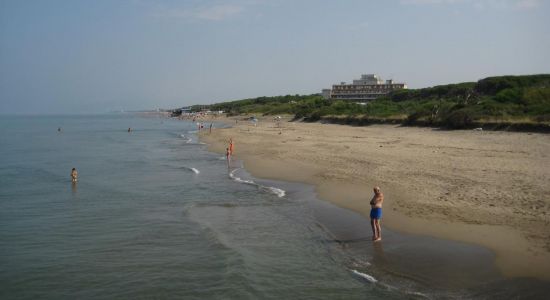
226, 148, 231, 167
370, 186, 384, 241
209, 123, 213, 134
128, 127, 131, 132
229, 138, 234, 155
71, 168, 78, 183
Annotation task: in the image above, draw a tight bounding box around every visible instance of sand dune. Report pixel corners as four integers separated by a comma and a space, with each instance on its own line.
200, 115, 550, 280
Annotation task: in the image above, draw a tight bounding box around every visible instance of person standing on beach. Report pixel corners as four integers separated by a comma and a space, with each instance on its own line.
226, 148, 231, 168
370, 186, 384, 241
209, 123, 213, 134
71, 168, 78, 183
229, 138, 234, 155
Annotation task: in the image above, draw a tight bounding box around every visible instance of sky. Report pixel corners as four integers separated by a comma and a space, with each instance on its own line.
1, 0, 549, 114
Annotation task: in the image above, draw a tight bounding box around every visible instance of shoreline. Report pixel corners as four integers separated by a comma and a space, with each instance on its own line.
230, 167, 506, 294
198, 115, 550, 281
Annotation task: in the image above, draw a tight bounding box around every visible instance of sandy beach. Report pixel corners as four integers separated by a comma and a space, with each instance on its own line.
199, 115, 550, 280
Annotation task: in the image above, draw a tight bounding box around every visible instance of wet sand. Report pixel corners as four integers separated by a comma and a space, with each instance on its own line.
237, 167, 550, 298
199, 115, 550, 281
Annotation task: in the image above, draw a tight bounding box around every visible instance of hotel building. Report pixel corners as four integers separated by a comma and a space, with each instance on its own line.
323, 74, 407, 101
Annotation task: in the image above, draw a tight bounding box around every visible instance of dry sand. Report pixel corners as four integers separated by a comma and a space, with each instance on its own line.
199, 115, 550, 280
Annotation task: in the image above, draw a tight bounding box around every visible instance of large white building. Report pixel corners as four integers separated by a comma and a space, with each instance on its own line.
323, 74, 407, 101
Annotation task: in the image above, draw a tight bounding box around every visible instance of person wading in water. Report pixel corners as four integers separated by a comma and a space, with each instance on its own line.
370, 186, 384, 242
71, 168, 78, 183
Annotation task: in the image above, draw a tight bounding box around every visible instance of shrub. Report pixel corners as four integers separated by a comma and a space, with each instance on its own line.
405, 111, 429, 124
475, 74, 550, 95
189, 74, 549, 128
494, 88, 523, 104
443, 109, 476, 128
521, 87, 550, 107
535, 114, 550, 122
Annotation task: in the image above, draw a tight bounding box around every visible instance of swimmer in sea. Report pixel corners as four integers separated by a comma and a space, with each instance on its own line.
370, 186, 384, 241
71, 168, 78, 183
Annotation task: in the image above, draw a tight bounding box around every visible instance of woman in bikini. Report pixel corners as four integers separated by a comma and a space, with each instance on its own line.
71, 168, 78, 183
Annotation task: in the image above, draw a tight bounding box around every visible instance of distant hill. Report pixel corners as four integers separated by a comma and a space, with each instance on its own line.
191, 74, 550, 131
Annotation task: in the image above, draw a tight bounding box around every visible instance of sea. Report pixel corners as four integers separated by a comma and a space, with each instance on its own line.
1, 114, 549, 299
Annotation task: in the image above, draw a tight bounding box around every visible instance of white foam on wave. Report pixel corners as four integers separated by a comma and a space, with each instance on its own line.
263, 186, 286, 198
350, 259, 371, 269
229, 169, 255, 185
229, 169, 286, 198
350, 269, 377, 283
179, 134, 193, 143
351, 268, 428, 298
405, 291, 430, 299
182, 166, 200, 174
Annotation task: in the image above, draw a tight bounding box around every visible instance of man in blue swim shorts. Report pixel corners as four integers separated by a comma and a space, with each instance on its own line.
369, 186, 384, 241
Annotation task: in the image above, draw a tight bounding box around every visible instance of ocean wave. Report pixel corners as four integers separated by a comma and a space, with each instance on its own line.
351, 269, 428, 298
179, 134, 193, 143
404, 291, 430, 299
229, 169, 255, 185
181, 203, 196, 215
229, 169, 285, 198
350, 258, 371, 268
261, 186, 286, 198
350, 269, 377, 283
182, 166, 200, 174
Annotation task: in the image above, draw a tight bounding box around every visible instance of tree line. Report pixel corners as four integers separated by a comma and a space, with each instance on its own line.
189, 74, 550, 129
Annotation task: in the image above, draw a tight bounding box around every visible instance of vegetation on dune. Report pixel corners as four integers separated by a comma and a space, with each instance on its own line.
194, 74, 550, 130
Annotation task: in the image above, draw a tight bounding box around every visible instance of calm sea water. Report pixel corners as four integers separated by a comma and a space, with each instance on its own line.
1, 114, 548, 299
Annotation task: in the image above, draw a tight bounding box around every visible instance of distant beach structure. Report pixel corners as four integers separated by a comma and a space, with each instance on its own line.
322, 74, 407, 102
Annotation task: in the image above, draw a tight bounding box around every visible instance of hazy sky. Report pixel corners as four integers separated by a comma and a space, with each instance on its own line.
1, 0, 549, 114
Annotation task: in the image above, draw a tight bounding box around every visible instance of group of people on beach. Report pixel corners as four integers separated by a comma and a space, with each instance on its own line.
195, 122, 214, 133
66, 121, 383, 242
